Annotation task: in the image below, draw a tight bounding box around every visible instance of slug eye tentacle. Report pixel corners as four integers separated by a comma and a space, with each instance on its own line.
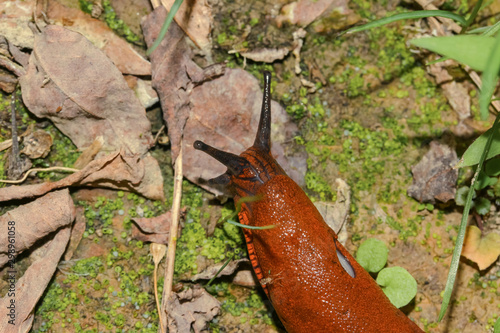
253, 71, 272, 153
194, 140, 249, 176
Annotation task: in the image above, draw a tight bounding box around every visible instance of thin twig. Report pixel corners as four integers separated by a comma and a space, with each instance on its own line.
8, 93, 20, 177
0, 167, 79, 184
154, 125, 166, 145
160, 144, 183, 332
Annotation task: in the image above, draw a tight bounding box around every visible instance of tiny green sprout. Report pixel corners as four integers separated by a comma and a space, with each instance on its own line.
377, 266, 418, 308
355, 238, 389, 273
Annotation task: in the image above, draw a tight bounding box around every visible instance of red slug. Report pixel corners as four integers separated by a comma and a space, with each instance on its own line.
194, 72, 423, 332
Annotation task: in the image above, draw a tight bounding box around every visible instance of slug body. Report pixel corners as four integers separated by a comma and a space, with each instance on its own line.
194, 72, 423, 333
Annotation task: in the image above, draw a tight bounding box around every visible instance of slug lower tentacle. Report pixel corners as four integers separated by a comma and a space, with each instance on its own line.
194, 71, 423, 333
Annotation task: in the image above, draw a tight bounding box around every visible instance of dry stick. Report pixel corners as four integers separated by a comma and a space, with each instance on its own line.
0, 167, 79, 184
8, 93, 20, 177
160, 144, 183, 332
150, 0, 161, 9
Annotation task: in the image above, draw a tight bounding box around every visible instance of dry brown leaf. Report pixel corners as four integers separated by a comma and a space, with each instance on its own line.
0, 0, 35, 49
19, 25, 163, 199
0, 189, 75, 268
143, 8, 305, 196
20, 130, 53, 159
276, 0, 355, 29
240, 47, 290, 63
63, 206, 87, 261
0, 225, 71, 333
167, 285, 220, 333
408, 140, 458, 203
0, 150, 162, 201
21, 25, 152, 155
73, 136, 104, 169
160, 0, 212, 53
132, 210, 175, 244
232, 268, 258, 288
462, 225, 500, 270
45, 0, 151, 76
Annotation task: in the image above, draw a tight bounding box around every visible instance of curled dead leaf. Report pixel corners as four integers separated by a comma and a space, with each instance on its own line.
462, 225, 500, 270
0, 189, 75, 268
19, 25, 163, 199
20, 130, 53, 159
46, 0, 151, 76
166, 285, 220, 333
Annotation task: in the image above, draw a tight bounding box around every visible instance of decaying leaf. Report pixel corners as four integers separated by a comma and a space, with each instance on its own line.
72, 136, 104, 169
63, 206, 87, 261
0, 0, 35, 49
159, 0, 212, 54
143, 8, 306, 196
18, 25, 163, 200
276, 0, 356, 30
0, 189, 74, 333
167, 285, 220, 333
0, 189, 75, 268
20, 130, 53, 159
408, 140, 458, 203
132, 210, 177, 244
462, 225, 500, 270
240, 48, 290, 63
0, 150, 162, 201
46, 0, 151, 76
0, 226, 71, 333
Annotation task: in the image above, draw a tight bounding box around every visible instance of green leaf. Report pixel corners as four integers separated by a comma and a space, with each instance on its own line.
474, 170, 497, 190
410, 36, 496, 72
485, 158, 500, 176
494, 316, 500, 333
377, 267, 417, 308
341, 10, 467, 36
355, 238, 388, 273
475, 197, 491, 215
478, 29, 500, 120
456, 128, 500, 168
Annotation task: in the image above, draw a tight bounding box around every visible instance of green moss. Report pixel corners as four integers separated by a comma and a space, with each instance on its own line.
71, 257, 104, 277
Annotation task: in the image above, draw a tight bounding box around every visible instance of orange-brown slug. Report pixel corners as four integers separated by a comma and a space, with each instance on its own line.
194, 72, 423, 333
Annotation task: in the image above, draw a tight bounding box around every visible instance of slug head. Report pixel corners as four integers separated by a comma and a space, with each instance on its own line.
194, 71, 285, 199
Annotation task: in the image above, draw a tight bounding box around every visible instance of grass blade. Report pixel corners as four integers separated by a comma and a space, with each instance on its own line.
410, 35, 496, 72
146, 0, 184, 56
463, 0, 483, 30
478, 31, 500, 120
341, 10, 467, 36
438, 114, 500, 321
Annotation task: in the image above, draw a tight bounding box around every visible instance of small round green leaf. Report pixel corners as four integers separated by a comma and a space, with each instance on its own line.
377, 266, 417, 308
355, 238, 388, 273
